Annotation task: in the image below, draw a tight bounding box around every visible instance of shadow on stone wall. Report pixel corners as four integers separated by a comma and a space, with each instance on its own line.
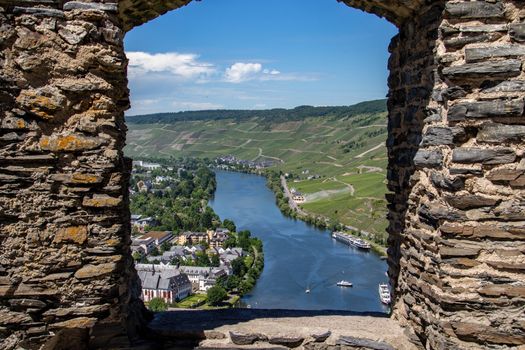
146, 308, 391, 348
384, 5, 443, 347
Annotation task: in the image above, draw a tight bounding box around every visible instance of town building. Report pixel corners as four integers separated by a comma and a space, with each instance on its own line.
161, 245, 187, 264
179, 266, 213, 285
179, 266, 229, 292
290, 188, 305, 203
131, 216, 158, 233
292, 192, 305, 203
207, 229, 229, 248
140, 231, 173, 246
137, 180, 152, 193
133, 160, 162, 170
131, 231, 173, 255
177, 231, 208, 246
131, 237, 155, 255
219, 247, 245, 265
136, 264, 192, 303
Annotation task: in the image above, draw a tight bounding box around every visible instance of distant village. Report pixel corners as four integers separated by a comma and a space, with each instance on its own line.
130, 159, 263, 308
215, 155, 275, 171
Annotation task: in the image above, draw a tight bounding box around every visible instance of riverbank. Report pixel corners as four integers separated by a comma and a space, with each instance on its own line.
264, 170, 387, 257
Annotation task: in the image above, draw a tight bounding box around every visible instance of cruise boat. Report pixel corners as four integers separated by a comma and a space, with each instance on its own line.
336, 280, 353, 287
332, 231, 371, 250
379, 283, 391, 304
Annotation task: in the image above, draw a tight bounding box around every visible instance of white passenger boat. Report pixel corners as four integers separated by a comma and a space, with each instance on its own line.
336, 280, 353, 287
379, 283, 391, 304
332, 231, 371, 250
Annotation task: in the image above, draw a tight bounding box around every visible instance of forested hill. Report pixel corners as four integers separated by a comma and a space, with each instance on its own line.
126, 99, 387, 124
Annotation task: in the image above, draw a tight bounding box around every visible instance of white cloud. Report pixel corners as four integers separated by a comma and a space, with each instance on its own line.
223, 62, 312, 83
127, 52, 215, 80
224, 63, 263, 83
263, 69, 281, 75
171, 101, 224, 111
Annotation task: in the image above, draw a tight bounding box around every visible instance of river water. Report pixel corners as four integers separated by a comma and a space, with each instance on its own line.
209, 171, 389, 313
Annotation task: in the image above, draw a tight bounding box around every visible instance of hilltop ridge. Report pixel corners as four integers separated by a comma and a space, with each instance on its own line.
126, 99, 387, 124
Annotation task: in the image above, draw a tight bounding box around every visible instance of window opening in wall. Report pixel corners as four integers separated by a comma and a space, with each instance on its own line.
123, 0, 397, 313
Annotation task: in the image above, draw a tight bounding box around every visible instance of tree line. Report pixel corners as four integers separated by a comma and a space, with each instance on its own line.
126, 99, 387, 124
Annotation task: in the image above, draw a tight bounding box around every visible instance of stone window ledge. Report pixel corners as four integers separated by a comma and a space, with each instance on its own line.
142, 309, 419, 349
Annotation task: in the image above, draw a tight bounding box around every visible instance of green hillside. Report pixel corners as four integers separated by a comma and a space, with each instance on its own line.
125, 100, 389, 241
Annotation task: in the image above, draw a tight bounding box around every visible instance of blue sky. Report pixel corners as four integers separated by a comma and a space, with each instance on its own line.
124, 0, 397, 115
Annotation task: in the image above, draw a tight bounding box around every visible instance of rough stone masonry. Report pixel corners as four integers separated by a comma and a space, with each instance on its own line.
0, 0, 524, 349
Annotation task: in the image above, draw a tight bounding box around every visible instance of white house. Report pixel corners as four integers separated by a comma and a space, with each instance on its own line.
179, 266, 212, 285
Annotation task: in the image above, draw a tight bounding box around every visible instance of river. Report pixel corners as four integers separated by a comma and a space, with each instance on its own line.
209, 171, 389, 313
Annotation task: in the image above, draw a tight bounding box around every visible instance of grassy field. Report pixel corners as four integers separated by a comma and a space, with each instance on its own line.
125, 102, 389, 240
298, 172, 388, 239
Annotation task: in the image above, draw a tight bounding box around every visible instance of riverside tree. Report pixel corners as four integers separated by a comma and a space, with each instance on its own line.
206, 286, 227, 306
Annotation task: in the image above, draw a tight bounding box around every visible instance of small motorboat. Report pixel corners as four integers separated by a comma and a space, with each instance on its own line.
379, 283, 391, 304
305, 288, 310, 294
337, 280, 353, 287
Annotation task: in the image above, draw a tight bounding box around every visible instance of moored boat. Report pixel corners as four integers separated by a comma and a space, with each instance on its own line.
336, 280, 353, 287
378, 283, 391, 304
332, 231, 371, 250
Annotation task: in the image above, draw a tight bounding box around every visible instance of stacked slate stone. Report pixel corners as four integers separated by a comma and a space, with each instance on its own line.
386, 1, 525, 349
119, 0, 192, 32
0, 0, 149, 348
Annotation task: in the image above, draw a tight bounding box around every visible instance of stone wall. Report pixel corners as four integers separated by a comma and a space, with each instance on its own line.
387, 1, 525, 348
0, 0, 524, 349
0, 1, 149, 348
117, 0, 425, 32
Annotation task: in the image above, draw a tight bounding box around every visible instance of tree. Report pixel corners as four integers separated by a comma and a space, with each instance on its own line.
223, 236, 237, 249
225, 275, 240, 291
148, 297, 168, 312
160, 242, 171, 253
150, 246, 160, 256
222, 219, 236, 232
231, 257, 246, 277
206, 286, 227, 306
251, 238, 263, 253
216, 275, 227, 289
210, 254, 220, 267
170, 256, 181, 266
239, 280, 254, 295
237, 230, 252, 251
132, 251, 142, 261
195, 251, 211, 267
199, 207, 214, 229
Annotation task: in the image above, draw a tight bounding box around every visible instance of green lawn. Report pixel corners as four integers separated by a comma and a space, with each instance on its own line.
174, 294, 207, 308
